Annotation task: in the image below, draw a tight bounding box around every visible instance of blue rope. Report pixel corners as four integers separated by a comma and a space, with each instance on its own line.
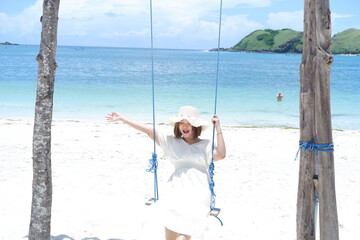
295, 137, 334, 161
148, 0, 159, 202
208, 162, 223, 226
212, 0, 223, 117
208, 0, 223, 226
214, 216, 223, 226
208, 162, 216, 208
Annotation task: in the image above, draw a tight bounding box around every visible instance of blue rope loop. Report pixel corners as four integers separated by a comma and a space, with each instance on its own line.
295, 137, 334, 160
146, 153, 159, 201
208, 162, 216, 205
208, 161, 224, 225
146, 153, 158, 173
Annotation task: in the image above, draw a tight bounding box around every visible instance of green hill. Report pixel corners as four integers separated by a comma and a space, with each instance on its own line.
332, 28, 360, 54
232, 29, 303, 53
225, 28, 360, 54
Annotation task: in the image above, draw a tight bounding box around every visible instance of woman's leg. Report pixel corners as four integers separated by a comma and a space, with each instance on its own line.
165, 227, 191, 240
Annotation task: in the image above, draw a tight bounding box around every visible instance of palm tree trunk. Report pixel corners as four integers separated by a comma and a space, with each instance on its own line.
29, 1, 60, 239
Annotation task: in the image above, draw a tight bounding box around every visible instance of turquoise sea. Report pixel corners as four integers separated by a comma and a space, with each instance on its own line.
0, 45, 359, 130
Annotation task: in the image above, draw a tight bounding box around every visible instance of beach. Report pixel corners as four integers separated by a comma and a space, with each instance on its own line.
0, 118, 359, 240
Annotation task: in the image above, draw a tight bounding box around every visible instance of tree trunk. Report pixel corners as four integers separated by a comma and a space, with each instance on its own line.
313, 1, 339, 239
298, 0, 339, 239
297, 0, 317, 239
29, 1, 60, 240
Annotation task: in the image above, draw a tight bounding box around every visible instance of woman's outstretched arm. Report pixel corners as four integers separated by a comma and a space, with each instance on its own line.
106, 112, 159, 145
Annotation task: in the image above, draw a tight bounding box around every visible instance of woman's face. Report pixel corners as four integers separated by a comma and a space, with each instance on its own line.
179, 119, 194, 138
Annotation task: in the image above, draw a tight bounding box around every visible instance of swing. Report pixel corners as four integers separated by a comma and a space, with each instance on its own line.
145, 0, 224, 225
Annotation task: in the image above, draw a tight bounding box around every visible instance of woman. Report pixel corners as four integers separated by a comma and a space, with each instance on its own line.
106, 106, 226, 240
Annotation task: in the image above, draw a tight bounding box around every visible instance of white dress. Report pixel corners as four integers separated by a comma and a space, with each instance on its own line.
158, 132, 213, 239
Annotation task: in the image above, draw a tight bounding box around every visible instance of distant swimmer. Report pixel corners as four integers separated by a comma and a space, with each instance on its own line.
276, 92, 284, 101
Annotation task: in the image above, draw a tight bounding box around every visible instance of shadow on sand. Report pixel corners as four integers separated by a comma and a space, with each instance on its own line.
52, 235, 125, 240
24, 234, 124, 240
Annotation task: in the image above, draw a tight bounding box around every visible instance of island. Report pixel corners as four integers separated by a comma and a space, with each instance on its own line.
210, 28, 360, 55
0, 41, 19, 45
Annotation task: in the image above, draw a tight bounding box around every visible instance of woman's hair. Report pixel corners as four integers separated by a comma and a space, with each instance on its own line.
174, 122, 202, 139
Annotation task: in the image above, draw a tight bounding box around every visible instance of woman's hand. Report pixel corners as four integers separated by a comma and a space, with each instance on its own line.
106, 112, 124, 122
212, 115, 221, 128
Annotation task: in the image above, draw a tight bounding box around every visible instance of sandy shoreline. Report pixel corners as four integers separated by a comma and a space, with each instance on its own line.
0, 118, 359, 240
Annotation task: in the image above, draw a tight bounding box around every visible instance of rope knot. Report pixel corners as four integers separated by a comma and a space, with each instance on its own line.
146, 153, 158, 173
295, 137, 334, 160
299, 138, 317, 152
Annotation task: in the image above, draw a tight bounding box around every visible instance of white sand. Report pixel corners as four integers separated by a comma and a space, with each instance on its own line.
0, 119, 359, 240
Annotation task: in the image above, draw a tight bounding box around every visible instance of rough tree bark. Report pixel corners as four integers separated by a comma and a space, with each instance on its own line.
29, 1, 60, 240
298, 0, 339, 239
297, 0, 317, 238
314, 1, 339, 239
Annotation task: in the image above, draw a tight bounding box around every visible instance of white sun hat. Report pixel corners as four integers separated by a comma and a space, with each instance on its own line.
168, 106, 210, 129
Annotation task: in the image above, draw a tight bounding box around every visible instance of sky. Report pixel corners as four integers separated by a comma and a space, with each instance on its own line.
0, 0, 359, 49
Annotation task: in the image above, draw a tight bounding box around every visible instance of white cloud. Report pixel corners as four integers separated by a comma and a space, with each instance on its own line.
224, 0, 272, 8
221, 15, 264, 46
0, 0, 275, 48
58, 0, 262, 47
266, 11, 356, 35
0, 13, 9, 32
101, 29, 149, 38
267, 11, 303, 31
0, 1, 42, 43
331, 12, 356, 35
59, 0, 148, 19
332, 13, 353, 19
